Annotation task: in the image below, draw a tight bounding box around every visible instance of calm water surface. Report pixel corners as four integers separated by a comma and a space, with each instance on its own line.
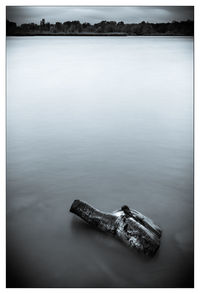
7, 36, 193, 287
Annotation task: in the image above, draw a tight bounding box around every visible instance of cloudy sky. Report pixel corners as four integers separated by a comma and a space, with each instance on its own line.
6, 6, 194, 25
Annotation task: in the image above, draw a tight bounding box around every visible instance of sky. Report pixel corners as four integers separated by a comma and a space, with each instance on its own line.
6, 6, 194, 26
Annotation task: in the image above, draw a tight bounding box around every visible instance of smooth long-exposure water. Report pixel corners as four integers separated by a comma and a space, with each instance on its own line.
7, 36, 193, 287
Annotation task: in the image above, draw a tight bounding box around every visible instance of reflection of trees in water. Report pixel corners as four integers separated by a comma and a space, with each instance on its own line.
6, 19, 194, 36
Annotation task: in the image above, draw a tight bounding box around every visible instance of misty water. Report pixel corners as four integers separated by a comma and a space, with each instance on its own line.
7, 36, 193, 287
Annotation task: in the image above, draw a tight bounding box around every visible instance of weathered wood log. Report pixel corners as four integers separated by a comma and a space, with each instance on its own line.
70, 200, 162, 256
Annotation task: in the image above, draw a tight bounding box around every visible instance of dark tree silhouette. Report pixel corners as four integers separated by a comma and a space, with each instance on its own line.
6, 18, 194, 36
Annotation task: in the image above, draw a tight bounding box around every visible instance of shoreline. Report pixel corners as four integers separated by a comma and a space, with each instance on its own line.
7, 33, 193, 37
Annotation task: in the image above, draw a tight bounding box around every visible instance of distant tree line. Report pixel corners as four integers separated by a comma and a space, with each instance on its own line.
6, 18, 194, 36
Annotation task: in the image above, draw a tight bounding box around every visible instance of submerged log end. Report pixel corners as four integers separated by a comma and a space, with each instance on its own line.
70, 199, 81, 213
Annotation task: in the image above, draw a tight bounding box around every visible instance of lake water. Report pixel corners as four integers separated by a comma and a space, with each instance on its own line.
6, 36, 193, 288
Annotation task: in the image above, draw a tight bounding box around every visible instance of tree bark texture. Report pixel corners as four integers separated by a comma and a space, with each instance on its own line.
70, 199, 162, 256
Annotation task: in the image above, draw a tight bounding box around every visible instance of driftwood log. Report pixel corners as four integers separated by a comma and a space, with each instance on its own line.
70, 200, 162, 256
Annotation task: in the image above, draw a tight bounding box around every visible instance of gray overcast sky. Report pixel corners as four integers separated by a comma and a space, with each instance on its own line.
6, 6, 194, 25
